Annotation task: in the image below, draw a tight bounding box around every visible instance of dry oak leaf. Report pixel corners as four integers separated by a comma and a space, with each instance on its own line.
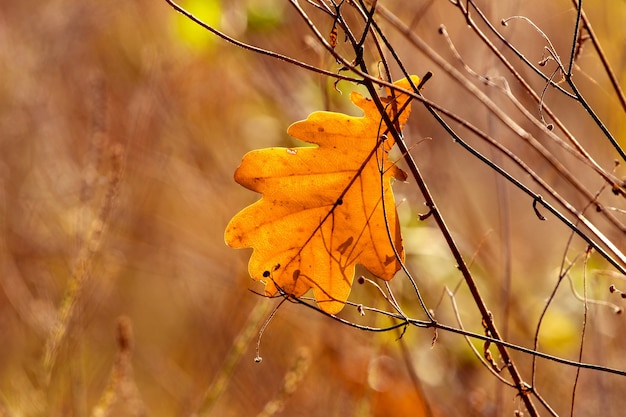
225, 76, 419, 314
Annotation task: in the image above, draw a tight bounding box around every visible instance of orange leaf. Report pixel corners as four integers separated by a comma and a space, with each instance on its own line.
225, 76, 419, 314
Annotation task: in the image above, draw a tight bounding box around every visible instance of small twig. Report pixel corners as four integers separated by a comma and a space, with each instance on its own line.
570, 246, 592, 416
567, 0, 584, 76
501, 15, 563, 72
289, 291, 626, 377
609, 284, 626, 301
566, 80, 626, 163
445, 287, 516, 387
533, 196, 547, 221
567, 275, 622, 314
356, 275, 407, 317
463, 1, 574, 98
255, 299, 287, 363
531, 246, 589, 388
570, 0, 626, 112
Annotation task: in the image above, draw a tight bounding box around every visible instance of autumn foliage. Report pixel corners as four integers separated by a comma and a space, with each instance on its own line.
225, 76, 419, 314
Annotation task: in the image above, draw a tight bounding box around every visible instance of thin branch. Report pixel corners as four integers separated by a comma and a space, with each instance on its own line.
445, 287, 516, 388
286, 292, 626, 378
359, 72, 542, 417
570, 247, 592, 417
462, 0, 574, 98
308, 0, 626, 272
163, 0, 362, 84
459, 3, 624, 190
571, 0, 626, 112
567, 0, 584, 76
566, 79, 626, 162
436, 24, 626, 230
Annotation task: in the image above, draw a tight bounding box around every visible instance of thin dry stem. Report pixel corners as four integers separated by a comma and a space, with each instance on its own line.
43, 142, 125, 378
90, 317, 147, 417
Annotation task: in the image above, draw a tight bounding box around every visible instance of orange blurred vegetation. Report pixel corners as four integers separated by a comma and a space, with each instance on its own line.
0, 1, 625, 416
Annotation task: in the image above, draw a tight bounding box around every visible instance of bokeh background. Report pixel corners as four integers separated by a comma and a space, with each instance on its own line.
0, 1, 625, 416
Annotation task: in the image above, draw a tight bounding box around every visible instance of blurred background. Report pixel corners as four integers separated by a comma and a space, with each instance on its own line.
0, 0, 624, 416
